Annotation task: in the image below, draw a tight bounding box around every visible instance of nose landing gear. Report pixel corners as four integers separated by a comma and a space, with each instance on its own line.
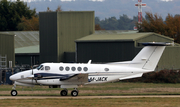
11, 90, 18, 96
11, 84, 18, 96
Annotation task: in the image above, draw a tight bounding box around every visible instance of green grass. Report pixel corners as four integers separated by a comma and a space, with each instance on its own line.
1, 82, 180, 96
1, 82, 180, 107
0, 98, 180, 107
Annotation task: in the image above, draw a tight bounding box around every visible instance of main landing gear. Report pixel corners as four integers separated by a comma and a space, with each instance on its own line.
11, 84, 18, 96
60, 88, 79, 97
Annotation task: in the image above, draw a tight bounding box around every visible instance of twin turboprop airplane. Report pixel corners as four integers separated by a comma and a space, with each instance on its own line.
10, 42, 172, 97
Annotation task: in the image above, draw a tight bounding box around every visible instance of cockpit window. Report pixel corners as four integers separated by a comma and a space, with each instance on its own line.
37, 65, 43, 70
45, 66, 50, 71
41, 67, 44, 70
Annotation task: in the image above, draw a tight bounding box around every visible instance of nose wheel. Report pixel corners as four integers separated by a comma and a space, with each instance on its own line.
11, 90, 18, 96
11, 84, 18, 96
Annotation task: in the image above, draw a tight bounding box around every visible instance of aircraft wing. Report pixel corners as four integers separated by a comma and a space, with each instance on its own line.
60, 73, 89, 83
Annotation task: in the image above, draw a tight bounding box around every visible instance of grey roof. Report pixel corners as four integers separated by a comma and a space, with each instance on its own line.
0, 31, 177, 54
0, 31, 39, 54
15, 45, 39, 54
76, 32, 174, 42
94, 30, 138, 34
0, 31, 39, 48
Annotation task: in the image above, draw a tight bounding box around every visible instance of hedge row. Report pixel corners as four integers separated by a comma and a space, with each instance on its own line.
122, 69, 180, 83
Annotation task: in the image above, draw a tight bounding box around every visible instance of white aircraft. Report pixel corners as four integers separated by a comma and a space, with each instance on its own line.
9, 42, 171, 97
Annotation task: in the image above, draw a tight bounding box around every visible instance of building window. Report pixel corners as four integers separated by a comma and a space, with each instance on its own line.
45, 66, 50, 70
71, 67, 76, 71
77, 67, 82, 71
65, 67, 70, 71
83, 67, 88, 72
59, 66, 64, 71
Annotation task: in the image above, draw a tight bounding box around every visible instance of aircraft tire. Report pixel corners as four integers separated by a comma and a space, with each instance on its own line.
60, 90, 68, 96
71, 90, 78, 97
11, 90, 18, 96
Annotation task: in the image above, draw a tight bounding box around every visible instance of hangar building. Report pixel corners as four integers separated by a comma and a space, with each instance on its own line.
0, 11, 180, 71
0, 31, 39, 66
39, 11, 94, 63
76, 31, 180, 70
0, 34, 15, 68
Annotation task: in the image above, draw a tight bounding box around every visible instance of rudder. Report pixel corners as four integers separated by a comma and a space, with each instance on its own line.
130, 46, 165, 71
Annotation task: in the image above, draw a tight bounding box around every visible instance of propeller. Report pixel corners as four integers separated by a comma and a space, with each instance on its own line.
31, 57, 34, 84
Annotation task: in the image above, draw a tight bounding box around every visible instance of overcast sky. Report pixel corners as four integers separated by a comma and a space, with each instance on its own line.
12, 0, 179, 20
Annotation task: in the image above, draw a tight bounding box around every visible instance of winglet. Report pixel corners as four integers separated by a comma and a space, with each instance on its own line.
88, 60, 92, 64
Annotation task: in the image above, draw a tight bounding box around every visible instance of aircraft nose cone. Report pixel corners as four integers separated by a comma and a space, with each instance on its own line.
10, 75, 17, 81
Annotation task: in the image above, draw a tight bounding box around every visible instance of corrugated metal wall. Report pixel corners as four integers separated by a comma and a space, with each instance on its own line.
158, 46, 180, 70
39, 12, 58, 63
57, 11, 94, 62
0, 34, 15, 67
39, 11, 94, 63
76, 41, 135, 63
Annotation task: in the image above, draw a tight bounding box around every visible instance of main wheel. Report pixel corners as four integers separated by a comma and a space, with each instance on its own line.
60, 90, 68, 96
11, 90, 18, 96
71, 90, 78, 97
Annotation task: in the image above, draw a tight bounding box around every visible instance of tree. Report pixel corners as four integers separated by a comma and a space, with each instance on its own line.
47, 6, 62, 12
18, 6, 63, 31
0, 0, 36, 31
17, 16, 39, 31
165, 14, 180, 43
95, 24, 104, 30
56, 6, 62, 12
137, 12, 180, 43
137, 12, 165, 34
95, 15, 138, 30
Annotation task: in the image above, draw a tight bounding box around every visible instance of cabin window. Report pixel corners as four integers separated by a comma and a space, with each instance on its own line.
83, 67, 88, 72
59, 66, 64, 71
65, 67, 70, 71
104, 68, 109, 71
45, 66, 50, 70
71, 67, 76, 71
77, 67, 82, 71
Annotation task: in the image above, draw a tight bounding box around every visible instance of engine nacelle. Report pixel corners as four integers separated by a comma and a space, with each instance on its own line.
15, 81, 34, 87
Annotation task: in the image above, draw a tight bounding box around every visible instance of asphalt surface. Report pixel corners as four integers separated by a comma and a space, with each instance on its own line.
1, 95, 180, 99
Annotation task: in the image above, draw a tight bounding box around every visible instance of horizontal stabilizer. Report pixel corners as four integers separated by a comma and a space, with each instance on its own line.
119, 73, 143, 80
141, 42, 173, 46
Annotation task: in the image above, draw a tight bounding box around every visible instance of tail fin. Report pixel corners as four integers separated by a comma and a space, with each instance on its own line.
130, 44, 166, 71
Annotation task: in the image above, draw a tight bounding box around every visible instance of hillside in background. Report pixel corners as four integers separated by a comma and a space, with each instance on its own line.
27, 0, 180, 20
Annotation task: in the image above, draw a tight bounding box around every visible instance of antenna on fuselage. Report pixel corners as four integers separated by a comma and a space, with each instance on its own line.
88, 60, 92, 64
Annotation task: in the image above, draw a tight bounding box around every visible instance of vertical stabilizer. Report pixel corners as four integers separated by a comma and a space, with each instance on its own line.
130, 45, 165, 71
